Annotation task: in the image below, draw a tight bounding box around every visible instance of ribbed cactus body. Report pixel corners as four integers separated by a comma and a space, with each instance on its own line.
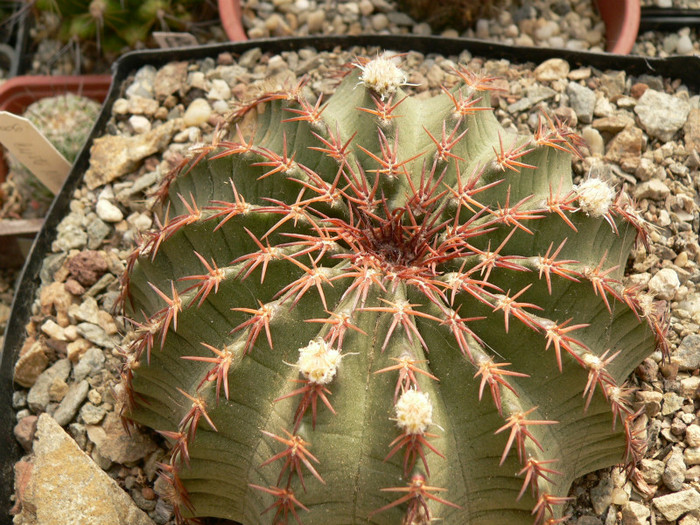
120, 55, 665, 524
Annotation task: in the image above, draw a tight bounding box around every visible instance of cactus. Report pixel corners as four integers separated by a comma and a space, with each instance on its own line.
33, 0, 206, 55
118, 54, 667, 524
4, 93, 100, 216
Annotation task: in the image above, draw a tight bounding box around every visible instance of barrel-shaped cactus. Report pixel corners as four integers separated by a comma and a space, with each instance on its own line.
119, 54, 667, 524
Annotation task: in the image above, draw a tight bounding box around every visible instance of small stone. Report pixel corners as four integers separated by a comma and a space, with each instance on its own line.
27, 359, 72, 413
14, 415, 38, 451
590, 475, 614, 515
636, 390, 662, 417
684, 108, 700, 151
635, 358, 658, 383
128, 115, 152, 134
630, 83, 649, 99
640, 458, 665, 485
306, 9, 326, 32
621, 501, 650, 525
534, 58, 570, 82
605, 127, 643, 163
677, 34, 694, 54
662, 391, 685, 415
663, 447, 687, 491
66, 251, 109, 287
673, 335, 700, 372
14, 340, 50, 388
48, 377, 69, 402
76, 322, 117, 349
582, 127, 604, 156
687, 425, 700, 447
87, 412, 158, 464
635, 89, 691, 142
685, 447, 700, 465
66, 338, 91, 362
370, 13, 389, 31
74, 346, 106, 382
653, 489, 700, 521
208, 79, 232, 101
633, 179, 670, 201
648, 268, 680, 300
41, 319, 67, 341
80, 402, 107, 425
183, 98, 212, 127
680, 376, 700, 397
52, 380, 89, 427
567, 82, 596, 123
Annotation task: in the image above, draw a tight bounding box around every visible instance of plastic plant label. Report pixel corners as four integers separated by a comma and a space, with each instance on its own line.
0, 110, 70, 194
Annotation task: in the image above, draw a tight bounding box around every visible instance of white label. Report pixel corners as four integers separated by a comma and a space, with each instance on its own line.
0, 111, 71, 194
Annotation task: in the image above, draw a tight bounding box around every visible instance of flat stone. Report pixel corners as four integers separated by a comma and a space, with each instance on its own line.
653, 489, 700, 521
52, 380, 89, 427
685, 447, 700, 465
13, 339, 49, 388
592, 114, 635, 133
76, 322, 118, 349
84, 119, 182, 190
12, 414, 155, 525
27, 359, 72, 413
635, 89, 690, 141
66, 251, 109, 287
633, 179, 670, 201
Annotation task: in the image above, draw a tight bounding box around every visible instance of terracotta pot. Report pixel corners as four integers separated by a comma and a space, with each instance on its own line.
595, 0, 641, 54
0, 74, 112, 181
217, 0, 248, 42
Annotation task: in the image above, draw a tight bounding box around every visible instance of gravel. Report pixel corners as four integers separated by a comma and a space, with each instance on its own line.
2, 1, 700, 524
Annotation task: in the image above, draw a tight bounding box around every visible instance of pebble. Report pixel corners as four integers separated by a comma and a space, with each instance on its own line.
672, 335, 700, 372
52, 380, 89, 426
96, 198, 124, 223
128, 115, 152, 134
621, 501, 650, 525
633, 179, 670, 201
183, 98, 212, 126
567, 82, 596, 123
663, 447, 687, 491
635, 89, 691, 142
653, 489, 700, 521
534, 58, 570, 82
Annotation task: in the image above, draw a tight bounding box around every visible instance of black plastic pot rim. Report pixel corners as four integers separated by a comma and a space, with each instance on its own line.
1, 34, 699, 523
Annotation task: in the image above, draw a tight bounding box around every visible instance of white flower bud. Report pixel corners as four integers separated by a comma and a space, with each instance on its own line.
395, 389, 433, 435
575, 178, 614, 217
297, 339, 342, 385
357, 56, 408, 100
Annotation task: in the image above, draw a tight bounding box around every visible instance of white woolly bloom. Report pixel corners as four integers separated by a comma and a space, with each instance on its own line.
297, 339, 342, 385
356, 55, 409, 100
395, 389, 433, 435
575, 178, 615, 217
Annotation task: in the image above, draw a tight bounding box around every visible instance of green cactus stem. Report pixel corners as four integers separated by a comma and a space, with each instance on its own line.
118, 53, 667, 525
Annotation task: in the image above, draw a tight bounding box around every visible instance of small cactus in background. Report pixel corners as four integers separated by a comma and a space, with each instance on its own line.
395, 0, 504, 32
2, 93, 100, 217
33, 0, 208, 56
119, 54, 667, 524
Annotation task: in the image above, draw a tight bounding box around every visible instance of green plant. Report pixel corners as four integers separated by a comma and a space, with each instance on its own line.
119, 54, 667, 524
33, 0, 208, 55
